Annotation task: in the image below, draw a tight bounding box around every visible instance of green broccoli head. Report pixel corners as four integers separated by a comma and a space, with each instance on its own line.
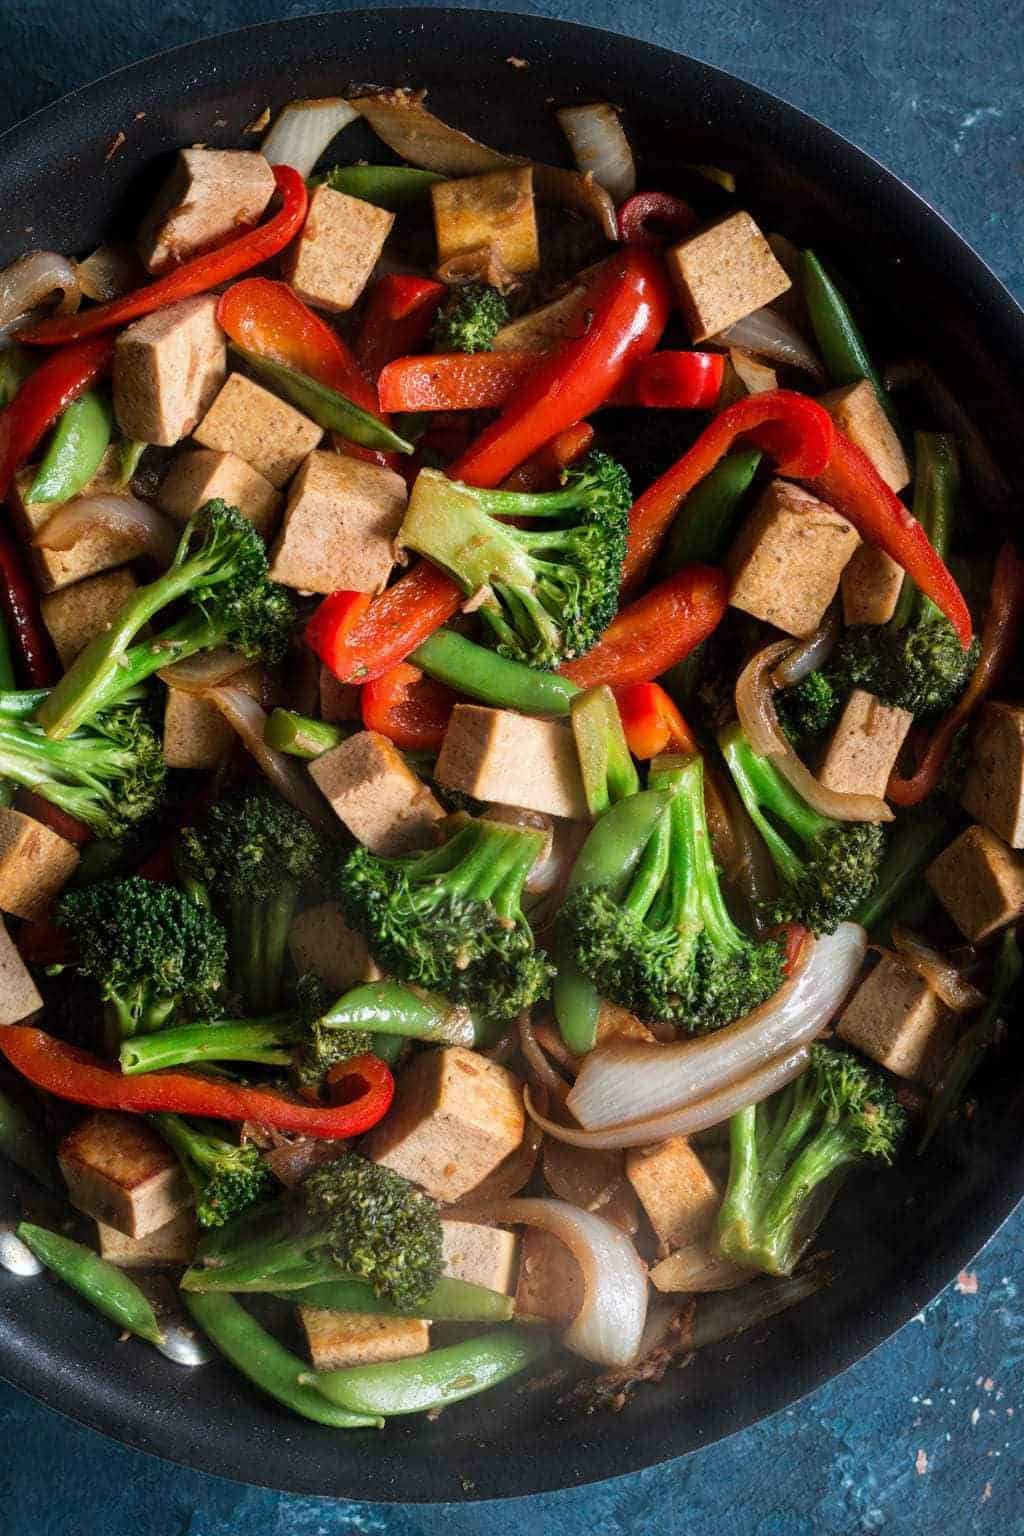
303, 1155, 443, 1308
153, 1114, 276, 1228
826, 613, 979, 722
431, 283, 509, 353
775, 671, 842, 744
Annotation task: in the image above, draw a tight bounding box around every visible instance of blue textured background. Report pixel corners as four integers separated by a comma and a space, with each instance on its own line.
1, 2, 1022, 1530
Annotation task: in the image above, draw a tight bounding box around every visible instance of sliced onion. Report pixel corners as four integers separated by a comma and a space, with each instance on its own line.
556, 104, 636, 204
714, 306, 825, 381
772, 600, 840, 688
691, 1265, 827, 1350
890, 928, 985, 1012
530, 165, 617, 240
157, 648, 252, 694
648, 1239, 752, 1293
261, 98, 358, 177
0, 251, 80, 332
262, 1137, 348, 1187
436, 245, 518, 291
209, 685, 337, 838
465, 1197, 648, 1367
75, 244, 143, 303
518, 1012, 572, 1100
568, 922, 866, 1130
34, 494, 179, 565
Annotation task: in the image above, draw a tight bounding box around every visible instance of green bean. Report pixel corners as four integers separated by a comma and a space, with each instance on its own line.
413, 628, 580, 717
305, 1326, 551, 1416
17, 1222, 163, 1343
276, 1275, 514, 1322
116, 438, 147, 489
319, 980, 486, 1047
570, 686, 639, 816
890, 432, 959, 629
801, 251, 902, 434
0, 1087, 60, 1189
264, 707, 346, 759
658, 447, 762, 575
231, 346, 413, 454
322, 164, 443, 210
27, 391, 113, 505
181, 1289, 382, 1427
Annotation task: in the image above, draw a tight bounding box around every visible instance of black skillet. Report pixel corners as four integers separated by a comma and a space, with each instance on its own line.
0, 6, 1022, 1503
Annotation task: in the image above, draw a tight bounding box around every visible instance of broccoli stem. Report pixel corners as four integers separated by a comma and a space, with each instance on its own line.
752, 1122, 856, 1275
718, 726, 826, 884
253, 888, 300, 1014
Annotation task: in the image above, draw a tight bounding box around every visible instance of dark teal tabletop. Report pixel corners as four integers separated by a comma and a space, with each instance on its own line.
0, 3, 1021, 1530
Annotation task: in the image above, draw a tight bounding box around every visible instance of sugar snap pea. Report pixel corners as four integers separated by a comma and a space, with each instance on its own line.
27, 390, 112, 505
17, 1221, 163, 1343
322, 164, 443, 210
802, 251, 901, 435
657, 447, 761, 574
264, 707, 347, 758
276, 1274, 514, 1322
412, 629, 580, 716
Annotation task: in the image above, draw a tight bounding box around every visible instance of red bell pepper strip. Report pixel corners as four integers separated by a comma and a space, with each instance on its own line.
0, 1026, 394, 1140
0, 335, 114, 500
806, 426, 973, 649
15, 790, 92, 847
613, 682, 697, 758
887, 541, 1024, 806
378, 351, 538, 413
617, 191, 696, 246
623, 389, 836, 590
0, 527, 59, 686
614, 351, 723, 411
361, 662, 457, 752
304, 591, 372, 678
450, 248, 673, 487
355, 275, 447, 381
561, 565, 729, 689
502, 421, 595, 492
19, 167, 308, 346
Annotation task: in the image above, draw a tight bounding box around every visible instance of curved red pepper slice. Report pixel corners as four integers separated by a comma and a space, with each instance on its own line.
618, 191, 697, 246
0, 527, 60, 686
355, 274, 447, 381
613, 682, 697, 758
0, 335, 113, 499
378, 351, 538, 413
614, 351, 723, 411
361, 661, 457, 752
561, 564, 729, 690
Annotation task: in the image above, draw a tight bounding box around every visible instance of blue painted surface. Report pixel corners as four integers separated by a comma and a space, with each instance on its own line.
0, 1, 1022, 1529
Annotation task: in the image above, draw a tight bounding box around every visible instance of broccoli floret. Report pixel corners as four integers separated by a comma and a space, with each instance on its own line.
825, 613, 979, 720
398, 452, 631, 668
54, 875, 227, 1041
717, 1043, 905, 1275
303, 1155, 442, 1308
35, 500, 295, 739
153, 1114, 276, 1228
562, 754, 785, 1031
431, 283, 508, 353
337, 815, 554, 1027
774, 670, 842, 745
178, 787, 342, 1014
719, 724, 885, 933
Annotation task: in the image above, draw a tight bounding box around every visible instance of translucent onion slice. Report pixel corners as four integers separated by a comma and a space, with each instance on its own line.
772, 600, 840, 687
0, 251, 80, 331
714, 306, 826, 381
156, 648, 251, 694
518, 1011, 571, 1099
34, 494, 179, 566
556, 103, 636, 204
75, 244, 143, 303
261, 98, 358, 177
648, 1239, 753, 1293
209, 685, 337, 838
890, 927, 985, 1012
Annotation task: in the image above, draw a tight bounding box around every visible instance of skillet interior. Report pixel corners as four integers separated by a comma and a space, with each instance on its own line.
0, 6, 1022, 1502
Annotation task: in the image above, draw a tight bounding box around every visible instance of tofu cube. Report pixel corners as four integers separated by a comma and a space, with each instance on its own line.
157, 448, 281, 537
309, 730, 445, 855
288, 901, 382, 993
10, 449, 139, 593
717, 348, 778, 409
836, 952, 954, 1081
817, 689, 912, 799
137, 148, 276, 274
514, 1228, 583, 1325
594, 1000, 657, 1048
435, 706, 589, 820
0, 915, 43, 1023
96, 1207, 198, 1269
819, 380, 910, 493
926, 824, 1024, 942
269, 451, 406, 594
0, 809, 79, 921
666, 211, 791, 343
299, 1308, 429, 1370
432, 167, 539, 277
283, 185, 394, 313
194, 374, 323, 488
40, 568, 138, 668
491, 281, 589, 352
726, 479, 860, 636
162, 687, 235, 769
441, 1218, 519, 1294
58, 1111, 191, 1238
841, 544, 905, 627
320, 665, 361, 723
961, 703, 1024, 849
113, 296, 226, 446
625, 1137, 719, 1254
365, 1046, 525, 1202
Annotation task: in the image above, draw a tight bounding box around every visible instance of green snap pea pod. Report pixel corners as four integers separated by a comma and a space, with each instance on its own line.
0, 1087, 60, 1189
27, 390, 113, 505
305, 1326, 551, 1417
275, 1274, 514, 1322
181, 1289, 382, 1427
319, 980, 489, 1047
116, 438, 147, 489
17, 1222, 163, 1343
658, 447, 762, 575
322, 164, 444, 210
231, 345, 413, 454
264, 707, 347, 759
801, 251, 901, 434
890, 432, 958, 629
413, 629, 580, 717
571, 686, 639, 816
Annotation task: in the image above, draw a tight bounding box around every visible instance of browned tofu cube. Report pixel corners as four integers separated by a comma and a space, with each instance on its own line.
157, 448, 281, 537
365, 1046, 525, 1202
820, 380, 910, 493
40, 568, 138, 668
96, 1207, 198, 1269
594, 1000, 657, 1048
0, 915, 43, 1023
514, 1228, 583, 1325
309, 730, 444, 854
441, 1218, 519, 1294
320, 666, 361, 723
625, 1137, 719, 1254
268, 452, 406, 594
299, 1308, 429, 1370
666, 211, 791, 343
435, 706, 588, 820
841, 544, 905, 626
926, 824, 1024, 942
836, 952, 953, 1081
432, 167, 539, 277
10, 450, 139, 593
287, 901, 382, 992
59, 1111, 191, 1238
0, 809, 79, 921
194, 374, 323, 488
162, 688, 235, 770
283, 186, 394, 313
726, 479, 860, 636
717, 348, 778, 409
961, 703, 1024, 849
113, 297, 226, 446
492, 281, 589, 352
817, 690, 912, 799
137, 149, 276, 274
